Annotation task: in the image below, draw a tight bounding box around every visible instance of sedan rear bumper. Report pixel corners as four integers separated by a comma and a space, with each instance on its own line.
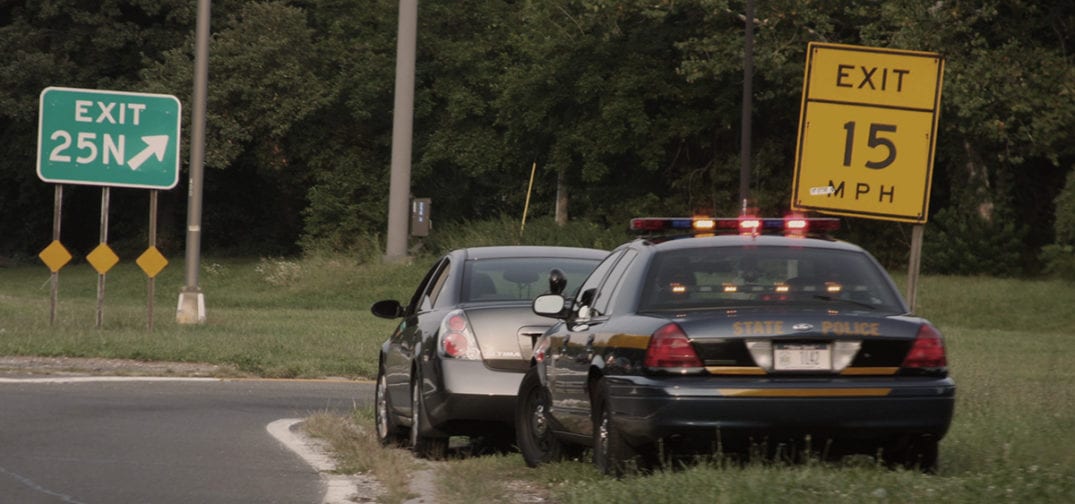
605, 375, 955, 449
419, 359, 524, 434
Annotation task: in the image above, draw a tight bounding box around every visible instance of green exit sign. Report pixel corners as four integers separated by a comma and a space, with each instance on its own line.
37, 87, 182, 190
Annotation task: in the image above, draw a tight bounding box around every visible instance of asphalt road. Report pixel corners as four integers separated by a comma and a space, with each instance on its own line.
0, 377, 373, 504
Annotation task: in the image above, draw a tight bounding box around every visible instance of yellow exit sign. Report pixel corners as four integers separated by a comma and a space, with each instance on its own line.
791, 42, 945, 223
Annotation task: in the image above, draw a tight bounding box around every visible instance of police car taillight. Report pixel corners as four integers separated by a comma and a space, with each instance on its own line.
644, 323, 702, 370
901, 324, 947, 369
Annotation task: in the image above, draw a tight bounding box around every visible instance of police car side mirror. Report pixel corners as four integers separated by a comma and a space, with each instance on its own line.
533, 294, 569, 319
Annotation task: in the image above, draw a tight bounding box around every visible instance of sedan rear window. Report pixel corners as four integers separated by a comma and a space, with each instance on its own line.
639, 246, 903, 313
463, 258, 598, 302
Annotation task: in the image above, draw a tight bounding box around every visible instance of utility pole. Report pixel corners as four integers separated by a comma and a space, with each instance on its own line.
384, 0, 418, 263
177, 0, 210, 324
739, 0, 755, 209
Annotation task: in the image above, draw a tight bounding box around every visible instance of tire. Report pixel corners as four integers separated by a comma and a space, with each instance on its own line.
881, 436, 939, 473
375, 366, 407, 446
592, 379, 651, 477
516, 367, 569, 467
410, 377, 448, 460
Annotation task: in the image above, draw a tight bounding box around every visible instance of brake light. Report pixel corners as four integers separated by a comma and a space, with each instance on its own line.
442, 332, 469, 357
644, 323, 702, 369
901, 324, 947, 368
439, 310, 481, 360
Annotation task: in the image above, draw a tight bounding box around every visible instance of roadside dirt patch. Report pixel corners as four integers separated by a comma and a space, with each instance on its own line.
0, 356, 243, 378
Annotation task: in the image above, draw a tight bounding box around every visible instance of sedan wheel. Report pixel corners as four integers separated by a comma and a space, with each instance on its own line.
410, 377, 448, 460
375, 367, 406, 446
516, 367, 569, 467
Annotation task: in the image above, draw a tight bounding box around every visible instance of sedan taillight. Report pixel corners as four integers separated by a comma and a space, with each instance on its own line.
439, 310, 481, 360
644, 323, 703, 369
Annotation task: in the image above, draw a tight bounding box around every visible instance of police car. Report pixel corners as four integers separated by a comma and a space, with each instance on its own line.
515, 215, 955, 475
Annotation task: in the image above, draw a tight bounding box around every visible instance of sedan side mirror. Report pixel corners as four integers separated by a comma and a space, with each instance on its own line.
370, 299, 404, 319
533, 294, 568, 319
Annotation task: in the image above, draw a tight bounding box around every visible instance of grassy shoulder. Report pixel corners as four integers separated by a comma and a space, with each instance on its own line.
0, 255, 424, 378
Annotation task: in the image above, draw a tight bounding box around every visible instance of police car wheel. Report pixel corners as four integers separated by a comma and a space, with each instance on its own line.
516, 367, 568, 467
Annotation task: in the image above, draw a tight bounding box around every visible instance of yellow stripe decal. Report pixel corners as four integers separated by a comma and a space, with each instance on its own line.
717, 388, 892, 397
605, 334, 650, 350
840, 367, 899, 376
705, 366, 767, 375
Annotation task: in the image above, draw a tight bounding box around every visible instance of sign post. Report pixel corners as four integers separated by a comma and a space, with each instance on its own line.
792, 43, 944, 311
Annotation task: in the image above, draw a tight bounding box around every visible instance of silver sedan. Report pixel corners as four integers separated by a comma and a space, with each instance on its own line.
371, 245, 606, 458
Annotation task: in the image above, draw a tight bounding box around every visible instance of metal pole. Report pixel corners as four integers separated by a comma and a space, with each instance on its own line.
178, 0, 211, 324
50, 185, 63, 325
521, 162, 537, 233
384, 0, 418, 262
906, 224, 924, 313
96, 187, 110, 329
739, 0, 755, 208
148, 191, 158, 331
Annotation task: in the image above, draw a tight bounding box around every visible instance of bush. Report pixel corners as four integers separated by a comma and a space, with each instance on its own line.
922, 204, 1027, 277
1042, 168, 1075, 279
419, 215, 630, 255
1041, 245, 1075, 280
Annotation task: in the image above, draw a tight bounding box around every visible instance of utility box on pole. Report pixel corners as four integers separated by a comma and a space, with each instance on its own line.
410, 198, 431, 237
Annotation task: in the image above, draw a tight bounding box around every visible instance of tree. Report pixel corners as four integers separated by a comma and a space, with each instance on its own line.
142, 1, 336, 253
0, 0, 197, 256
497, 1, 725, 227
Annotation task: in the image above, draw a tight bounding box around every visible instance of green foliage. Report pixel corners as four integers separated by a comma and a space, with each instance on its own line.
923, 204, 1027, 276
419, 215, 629, 256
1042, 168, 1075, 279
1052, 168, 1075, 246
1042, 245, 1075, 280
0, 0, 1073, 278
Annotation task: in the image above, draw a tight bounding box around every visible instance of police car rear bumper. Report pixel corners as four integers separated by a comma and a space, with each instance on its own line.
605, 375, 955, 448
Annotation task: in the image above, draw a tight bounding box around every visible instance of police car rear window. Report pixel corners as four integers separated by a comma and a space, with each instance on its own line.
638, 246, 903, 312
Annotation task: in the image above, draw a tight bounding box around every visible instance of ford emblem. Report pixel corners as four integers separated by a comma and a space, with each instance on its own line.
792, 323, 814, 331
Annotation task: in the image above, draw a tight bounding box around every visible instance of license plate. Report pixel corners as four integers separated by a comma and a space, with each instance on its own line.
774, 343, 831, 371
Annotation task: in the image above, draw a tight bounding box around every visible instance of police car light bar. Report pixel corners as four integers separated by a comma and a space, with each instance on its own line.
629, 215, 840, 237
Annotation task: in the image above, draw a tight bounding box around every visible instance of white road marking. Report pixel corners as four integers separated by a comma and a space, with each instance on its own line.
266, 418, 360, 504
0, 464, 87, 503
0, 376, 218, 384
